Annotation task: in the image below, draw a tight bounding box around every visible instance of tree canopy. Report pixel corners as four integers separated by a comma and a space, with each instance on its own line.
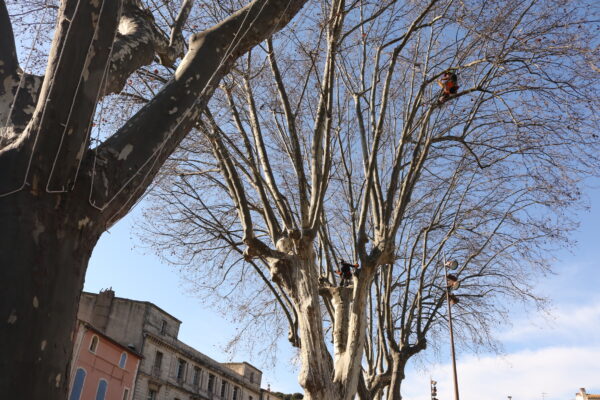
138, 0, 600, 398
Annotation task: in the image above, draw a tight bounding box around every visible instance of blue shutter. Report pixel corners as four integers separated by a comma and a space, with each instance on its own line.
95, 379, 108, 400
69, 368, 86, 400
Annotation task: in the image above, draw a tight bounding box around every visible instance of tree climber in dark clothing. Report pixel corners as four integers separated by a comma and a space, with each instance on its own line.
336, 260, 358, 287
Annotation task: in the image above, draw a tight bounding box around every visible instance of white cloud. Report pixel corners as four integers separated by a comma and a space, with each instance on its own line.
402, 299, 600, 400
403, 346, 600, 400
498, 301, 600, 345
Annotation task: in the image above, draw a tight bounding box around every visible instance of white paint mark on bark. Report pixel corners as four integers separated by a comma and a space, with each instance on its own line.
118, 144, 134, 160
175, 54, 193, 80
118, 17, 138, 35
78, 217, 91, 229
276, 237, 295, 254
55, 373, 61, 388
7, 309, 17, 324
33, 296, 39, 308
32, 221, 45, 245
75, 142, 86, 161
23, 104, 36, 115
82, 67, 90, 82
0, 76, 18, 124
82, 46, 96, 82
41, 340, 47, 351
102, 171, 109, 197
112, 16, 148, 67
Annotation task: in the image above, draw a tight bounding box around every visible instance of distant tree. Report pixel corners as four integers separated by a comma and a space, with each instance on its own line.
273, 392, 305, 400
140, 0, 599, 399
0, 0, 308, 398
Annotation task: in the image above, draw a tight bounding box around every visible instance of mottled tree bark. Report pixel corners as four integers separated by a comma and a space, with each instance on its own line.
258, 235, 377, 400
386, 356, 407, 400
0, 0, 308, 398
0, 189, 103, 399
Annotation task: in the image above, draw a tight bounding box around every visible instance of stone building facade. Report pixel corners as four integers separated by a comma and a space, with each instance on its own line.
78, 290, 264, 400
259, 389, 284, 400
577, 388, 600, 400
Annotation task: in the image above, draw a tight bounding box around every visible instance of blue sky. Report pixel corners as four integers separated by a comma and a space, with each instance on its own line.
85, 204, 303, 392
85, 184, 600, 399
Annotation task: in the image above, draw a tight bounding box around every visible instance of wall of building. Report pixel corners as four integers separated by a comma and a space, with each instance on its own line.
260, 391, 284, 400
577, 388, 600, 400
79, 290, 182, 353
79, 291, 270, 400
103, 298, 150, 351
222, 363, 262, 388
134, 334, 262, 400
69, 323, 141, 400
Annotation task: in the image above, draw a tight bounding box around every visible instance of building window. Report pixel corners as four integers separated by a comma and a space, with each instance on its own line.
207, 374, 215, 393
249, 372, 254, 383
232, 387, 239, 400
176, 358, 187, 382
249, 396, 253, 400
160, 320, 167, 335
122, 388, 130, 400
193, 366, 201, 386
147, 389, 157, 400
89, 335, 99, 353
118, 352, 127, 368
95, 379, 108, 400
220, 380, 228, 398
69, 368, 86, 400
153, 351, 163, 376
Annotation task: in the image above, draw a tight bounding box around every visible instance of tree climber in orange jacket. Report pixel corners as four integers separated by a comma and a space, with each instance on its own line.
437, 70, 459, 103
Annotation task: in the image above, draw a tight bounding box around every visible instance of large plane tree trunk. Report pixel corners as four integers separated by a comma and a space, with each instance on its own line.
386, 356, 408, 400
382, 342, 427, 400
0, 190, 103, 398
269, 246, 339, 399
0, 0, 308, 398
264, 238, 376, 400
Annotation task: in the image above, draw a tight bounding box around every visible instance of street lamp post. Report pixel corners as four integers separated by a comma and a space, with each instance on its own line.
430, 379, 438, 400
444, 259, 460, 400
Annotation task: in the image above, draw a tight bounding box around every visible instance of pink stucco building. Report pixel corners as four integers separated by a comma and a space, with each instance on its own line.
68, 321, 141, 400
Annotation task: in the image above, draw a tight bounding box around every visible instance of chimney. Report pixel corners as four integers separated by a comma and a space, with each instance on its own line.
92, 288, 115, 332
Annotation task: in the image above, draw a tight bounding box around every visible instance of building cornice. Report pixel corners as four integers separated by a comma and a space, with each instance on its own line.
81, 291, 182, 323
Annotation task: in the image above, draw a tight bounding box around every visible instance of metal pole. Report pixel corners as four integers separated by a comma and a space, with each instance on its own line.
445, 262, 460, 400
